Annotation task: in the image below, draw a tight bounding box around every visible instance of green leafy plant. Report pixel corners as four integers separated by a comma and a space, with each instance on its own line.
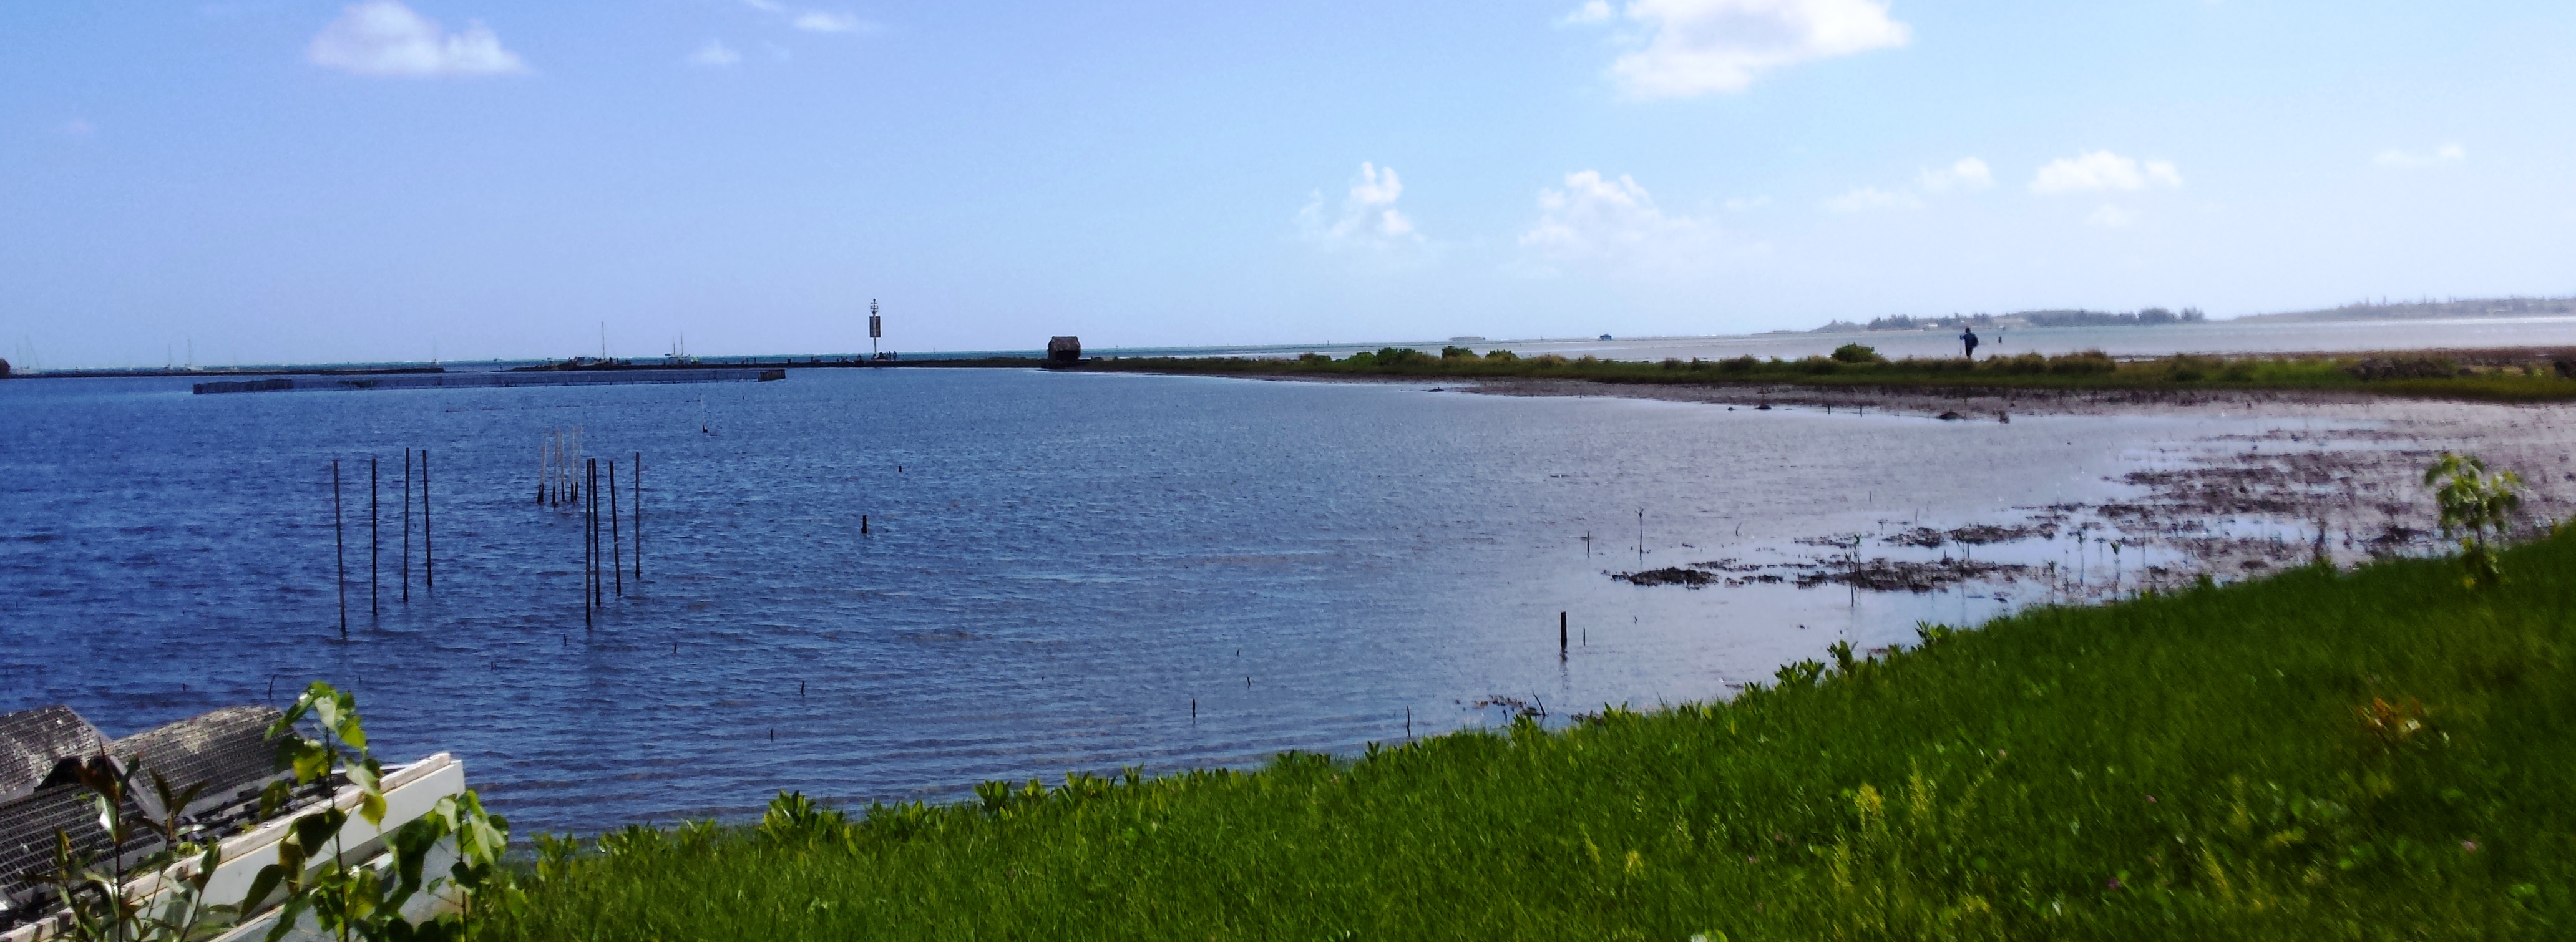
2423, 452, 2522, 586
37, 755, 238, 941
757, 791, 846, 844
1829, 344, 1882, 364
239, 681, 513, 942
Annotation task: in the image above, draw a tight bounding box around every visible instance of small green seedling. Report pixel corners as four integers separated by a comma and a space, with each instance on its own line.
2423, 452, 2521, 587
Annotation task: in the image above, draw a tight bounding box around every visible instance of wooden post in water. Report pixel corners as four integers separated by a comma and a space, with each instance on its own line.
369, 455, 379, 618
1559, 611, 1567, 656
423, 450, 433, 591
585, 460, 597, 607
402, 447, 411, 603
609, 459, 622, 597
632, 451, 642, 581
582, 457, 594, 628
333, 460, 346, 639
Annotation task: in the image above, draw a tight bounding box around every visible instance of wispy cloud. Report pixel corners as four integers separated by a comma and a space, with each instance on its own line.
2029, 150, 2181, 195
1519, 170, 1731, 276
2086, 204, 2135, 228
1917, 157, 1992, 192
1557, 1, 1613, 26
1570, 0, 1910, 98
1300, 162, 1422, 250
1823, 186, 1921, 213
307, 1, 528, 78
738, 0, 879, 34
688, 39, 742, 67
1821, 156, 1983, 214
2374, 144, 2466, 169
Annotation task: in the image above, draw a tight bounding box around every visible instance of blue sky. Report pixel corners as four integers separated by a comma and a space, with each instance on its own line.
3, 1, 2572, 367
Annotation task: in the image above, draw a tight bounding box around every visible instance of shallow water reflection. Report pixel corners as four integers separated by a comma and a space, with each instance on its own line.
2, 369, 2318, 832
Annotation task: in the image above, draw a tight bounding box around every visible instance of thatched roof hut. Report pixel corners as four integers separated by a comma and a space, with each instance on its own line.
1046, 336, 1082, 363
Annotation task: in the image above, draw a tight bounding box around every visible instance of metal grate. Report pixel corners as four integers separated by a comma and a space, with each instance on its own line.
111, 706, 285, 818
0, 707, 106, 806
0, 784, 163, 913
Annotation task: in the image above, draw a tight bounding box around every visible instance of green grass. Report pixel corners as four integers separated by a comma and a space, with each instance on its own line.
920, 347, 2576, 402
484, 533, 2576, 940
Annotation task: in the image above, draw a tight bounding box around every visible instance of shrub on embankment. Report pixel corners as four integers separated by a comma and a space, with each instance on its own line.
485, 533, 2576, 940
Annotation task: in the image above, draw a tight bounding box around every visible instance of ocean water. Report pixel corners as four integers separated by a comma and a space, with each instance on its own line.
2, 368, 2288, 832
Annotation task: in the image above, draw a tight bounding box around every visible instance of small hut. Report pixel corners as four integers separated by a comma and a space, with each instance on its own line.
1046, 336, 1082, 364
0, 358, 11, 379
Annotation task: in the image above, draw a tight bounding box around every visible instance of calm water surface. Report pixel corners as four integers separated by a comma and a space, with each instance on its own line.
2, 369, 2265, 832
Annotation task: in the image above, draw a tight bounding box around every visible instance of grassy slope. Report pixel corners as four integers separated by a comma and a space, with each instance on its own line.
487, 535, 2576, 940
916, 351, 2576, 402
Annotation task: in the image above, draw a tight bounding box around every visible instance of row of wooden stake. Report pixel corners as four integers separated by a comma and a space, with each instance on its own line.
584, 453, 642, 628
328, 448, 650, 634
330, 449, 431, 640
539, 427, 583, 506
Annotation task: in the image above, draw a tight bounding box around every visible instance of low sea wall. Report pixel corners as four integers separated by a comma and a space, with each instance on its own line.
193, 368, 785, 394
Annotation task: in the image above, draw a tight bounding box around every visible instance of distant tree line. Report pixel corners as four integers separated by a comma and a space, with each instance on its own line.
1856, 308, 2205, 331
2016, 308, 2207, 326
2270, 295, 2576, 321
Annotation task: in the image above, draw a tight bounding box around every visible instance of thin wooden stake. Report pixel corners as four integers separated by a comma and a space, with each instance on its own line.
402, 447, 411, 603
333, 460, 346, 639
583, 458, 593, 629
1559, 611, 1567, 656
633, 451, 642, 581
423, 450, 433, 591
369, 455, 379, 617
610, 459, 622, 597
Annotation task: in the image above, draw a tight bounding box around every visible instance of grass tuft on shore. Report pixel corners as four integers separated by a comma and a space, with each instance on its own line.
485, 532, 2576, 940
932, 347, 2576, 402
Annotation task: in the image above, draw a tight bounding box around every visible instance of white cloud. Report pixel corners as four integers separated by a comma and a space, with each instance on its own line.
1299, 162, 1422, 248
1519, 170, 1725, 274
1724, 195, 1771, 211
1917, 156, 1991, 192
2029, 150, 2182, 195
738, 0, 877, 34
792, 11, 866, 32
307, 1, 527, 78
1589, 0, 1911, 98
688, 39, 741, 66
2374, 143, 2466, 169
1559, 1, 1614, 25
2086, 204, 2135, 228
1823, 186, 1921, 213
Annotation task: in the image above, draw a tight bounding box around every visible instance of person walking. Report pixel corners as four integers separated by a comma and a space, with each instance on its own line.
1960, 326, 1981, 360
